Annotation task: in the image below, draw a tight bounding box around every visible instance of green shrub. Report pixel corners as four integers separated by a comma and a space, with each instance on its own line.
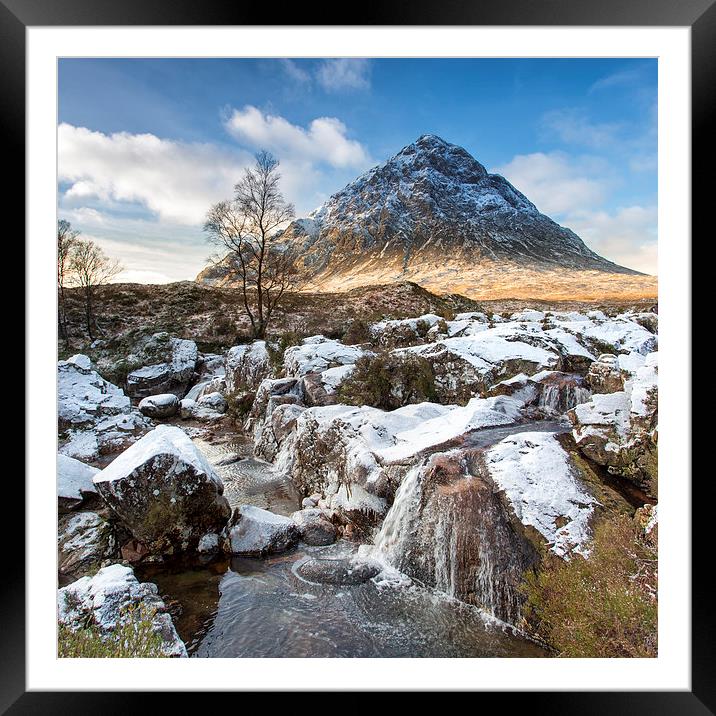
58, 603, 168, 658
522, 513, 657, 657
337, 353, 436, 410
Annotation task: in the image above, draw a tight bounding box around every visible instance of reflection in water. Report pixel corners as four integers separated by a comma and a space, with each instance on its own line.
138, 542, 546, 658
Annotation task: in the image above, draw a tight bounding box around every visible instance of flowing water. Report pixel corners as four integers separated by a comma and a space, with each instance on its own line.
137, 542, 546, 658
132, 430, 549, 658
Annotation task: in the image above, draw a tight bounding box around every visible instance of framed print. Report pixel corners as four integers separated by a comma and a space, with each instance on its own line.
8, 0, 708, 709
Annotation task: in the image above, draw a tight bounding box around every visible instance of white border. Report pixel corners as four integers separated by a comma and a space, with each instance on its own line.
27, 26, 690, 691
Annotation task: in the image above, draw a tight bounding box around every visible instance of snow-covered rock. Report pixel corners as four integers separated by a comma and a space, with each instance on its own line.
138, 393, 179, 419
57, 453, 99, 512
94, 425, 231, 553
370, 314, 443, 348
291, 507, 337, 545
283, 336, 368, 378
58, 511, 116, 578
224, 341, 271, 394
587, 354, 625, 394
197, 391, 227, 413
58, 357, 131, 429
126, 334, 198, 399
570, 352, 658, 487
224, 505, 299, 556
178, 398, 226, 423
484, 432, 599, 557
57, 564, 187, 657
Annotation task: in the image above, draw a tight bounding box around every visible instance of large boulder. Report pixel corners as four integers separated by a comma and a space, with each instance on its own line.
138, 393, 179, 419
57, 564, 187, 657
58, 511, 117, 579
93, 425, 231, 554
57, 453, 99, 512
126, 333, 198, 399
178, 399, 226, 423
369, 314, 443, 349
224, 505, 299, 556
224, 341, 271, 394
586, 354, 625, 394
372, 432, 629, 624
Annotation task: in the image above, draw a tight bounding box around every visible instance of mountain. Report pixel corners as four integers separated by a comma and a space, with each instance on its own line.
197, 135, 657, 301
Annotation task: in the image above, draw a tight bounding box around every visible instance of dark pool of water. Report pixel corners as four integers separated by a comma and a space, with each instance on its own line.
137, 542, 547, 658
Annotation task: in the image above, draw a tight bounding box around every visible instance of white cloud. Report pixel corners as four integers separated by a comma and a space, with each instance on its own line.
58, 123, 252, 225
280, 59, 311, 84
542, 109, 623, 150
494, 151, 610, 216
224, 105, 371, 169
315, 59, 371, 92
565, 206, 657, 275
495, 152, 656, 274
589, 68, 644, 93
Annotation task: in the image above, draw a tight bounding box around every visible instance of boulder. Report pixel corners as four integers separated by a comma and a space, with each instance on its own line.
197, 391, 227, 413
138, 393, 179, 419
93, 425, 231, 553
291, 508, 337, 545
370, 314, 443, 349
57, 453, 99, 512
58, 358, 152, 461
224, 341, 271, 394
283, 336, 368, 378
126, 334, 198, 399
224, 505, 299, 556
569, 352, 658, 489
58, 511, 117, 578
178, 399, 226, 423
296, 556, 381, 585
586, 354, 624, 394
57, 564, 187, 657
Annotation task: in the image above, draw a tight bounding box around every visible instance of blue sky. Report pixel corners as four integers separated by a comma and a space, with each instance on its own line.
58, 58, 657, 283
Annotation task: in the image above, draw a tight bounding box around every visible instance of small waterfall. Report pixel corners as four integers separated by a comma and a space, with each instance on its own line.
372, 452, 540, 625
538, 379, 591, 415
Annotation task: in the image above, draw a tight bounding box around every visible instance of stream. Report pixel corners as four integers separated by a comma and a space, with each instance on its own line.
134, 423, 573, 658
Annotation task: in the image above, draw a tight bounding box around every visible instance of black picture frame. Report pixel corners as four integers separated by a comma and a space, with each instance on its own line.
7, 0, 705, 709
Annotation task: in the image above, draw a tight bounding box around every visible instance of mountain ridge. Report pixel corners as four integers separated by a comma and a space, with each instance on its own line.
197, 134, 656, 300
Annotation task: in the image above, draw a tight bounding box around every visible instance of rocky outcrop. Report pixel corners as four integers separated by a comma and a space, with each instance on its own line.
586, 354, 625, 394
58, 356, 152, 462
57, 564, 187, 657
224, 505, 299, 556
372, 431, 629, 624
126, 333, 198, 399
58, 511, 117, 579
138, 393, 179, 419
283, 336, 368, 378
94, 425, 231, 554
569, 352, 658, 489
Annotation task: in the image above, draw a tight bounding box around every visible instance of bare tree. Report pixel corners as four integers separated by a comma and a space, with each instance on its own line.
204, 151, 297, 339
69, 238, 123, 341
58, 219, 79, 344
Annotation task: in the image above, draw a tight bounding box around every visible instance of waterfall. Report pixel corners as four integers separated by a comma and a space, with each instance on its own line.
538, 381, 591, 415
372, 452, 539, 625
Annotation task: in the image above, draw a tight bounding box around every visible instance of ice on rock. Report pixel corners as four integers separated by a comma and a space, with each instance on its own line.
225, 505, 299, 556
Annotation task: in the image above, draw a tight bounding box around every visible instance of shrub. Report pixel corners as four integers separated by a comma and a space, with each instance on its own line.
266, 331, 303, 375
342, 319, 372, 346
58, 603, 168, 658
337, 353, 437, 410
521, 513, 657, 657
